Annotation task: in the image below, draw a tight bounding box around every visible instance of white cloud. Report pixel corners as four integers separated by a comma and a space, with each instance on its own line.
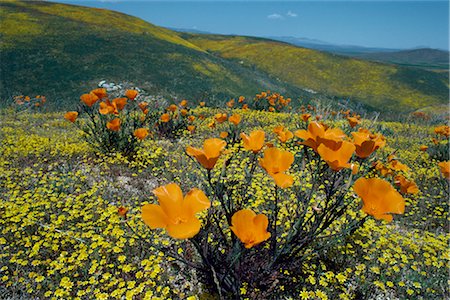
267, 13, 284, 20
286, 11, 298, 18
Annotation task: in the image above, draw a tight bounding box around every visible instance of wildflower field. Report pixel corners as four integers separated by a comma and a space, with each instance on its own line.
0, 88, 449, 300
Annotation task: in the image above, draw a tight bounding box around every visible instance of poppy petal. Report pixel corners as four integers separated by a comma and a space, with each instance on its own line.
142, 204, 169, 229
166, 218, 201, 239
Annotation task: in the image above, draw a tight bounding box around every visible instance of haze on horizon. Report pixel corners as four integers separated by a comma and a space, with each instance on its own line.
50, 0, 449, 50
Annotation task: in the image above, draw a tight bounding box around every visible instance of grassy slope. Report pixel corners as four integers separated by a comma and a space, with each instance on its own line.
186, 34, 449, 112
0, 1, 302, 108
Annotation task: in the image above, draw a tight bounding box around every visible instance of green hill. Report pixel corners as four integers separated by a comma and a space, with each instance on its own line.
0, 0, 448, 113
0, 0, 302, 108
184, 34, 449, 112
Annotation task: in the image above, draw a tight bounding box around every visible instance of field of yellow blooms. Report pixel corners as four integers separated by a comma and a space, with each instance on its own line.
1, 90, 449, 300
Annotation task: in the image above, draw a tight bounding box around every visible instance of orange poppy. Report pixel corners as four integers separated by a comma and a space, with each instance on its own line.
186, 138, 227, 169
112, 97, 127, 111
347, 117, 360, 128
394, 175, 419, 195
419, 145, 428, 151
438, 161, 450, 179
91, 88, 107, 99
220, 131, 229, 139
295, 122, 346, 152
389, 160, 409, 172
138, 101, 149, 112
227, 99, 235, 108
106, 118, 121, 131
274, 127, 294, 143
125, 89, 138, 100
180, 99, 188, 107
301, 113, 311, 122
230, 209, 271, 249
317, 141, 355, 171
180, 109, 188, 116
118, 206, 128, 217
187, 125, 196, 133
268, 107, 275, 112
434, 125, 450, 137
168, 104, 178, 112
242, 104, 249, 110
160, 113, 170, 123
134, 128, 149, 140
353, 177, 405, 222
240, 130, 265, 153
238, 96, 245, 103
99, 100, 118, 115
351, 129, 386, 158
259, 147, 294, 188
199, 101, 206, 107
80, 93, 99, 107
64, 111, 78, 123
215, 113, 227, 123
229, 114, 241, 125
142, 183, 210, 239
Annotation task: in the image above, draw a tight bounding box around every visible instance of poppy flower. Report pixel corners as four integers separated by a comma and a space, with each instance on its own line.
160, 113, 170, 123
118, 206, 128, 217
227, 99, 235, 108
106, 118, 121, 131
220, 132, 229, 139
347, 117, 360, 128
317, 141, 355, 171
274, 127, 293, 143
80, 93, 99, 107
353, 177, 405, 222
112, 98, 127, 111
389, 160, 409, 172
238, 96, 245, 103
230, 209, 271, 249
268, 107, 275, 112
134, 128, 149, 140
351, 129, 386, 158
91, 88, 107, 99
199, 102, 206, 107
240, 130, 265, 153
180, 99, 188, 107
181, 109, 188, 116
125, 89, 138, 100
301, 113, 311, 122
64, 111, 78, 123
215, 113, 227, 123
259, 147, 294, 188
419, 145, 428, 151
188, 115, 196, 122
138, 101, 148, 112
394, 175, 419, 195
296, 122, 346, 152
439, 161, 450, 179
142, 183, 210, 239
242, 104, 249, 110
168, 104, 178, 112
229, 114, 241, 125
434, 125, 450, 137
186, 138, 227, 170
99, 100, 118, 115
187, 125, 195, 133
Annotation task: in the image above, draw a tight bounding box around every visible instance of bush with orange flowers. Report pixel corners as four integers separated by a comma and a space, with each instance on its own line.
136, 114, 411, 298
64, 87, 154, 157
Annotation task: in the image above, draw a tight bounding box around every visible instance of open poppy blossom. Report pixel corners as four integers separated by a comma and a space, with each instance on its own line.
186, 138, 227, 169
438, 161, 450, 179
220, 131, 229, 139
125, 89, 138, 100
138, 101, 148, 112
106, 118, 121, 131
295, 122, 346, 152
80, 93, 99, 107
64, 111, 78, 123
229, 114, 241, 125
434, 125, 450, 137
351, 129, 386, 158
91, 88, 107, 99
395, 175, 419, 195
134, 128, 149, 140
215, 113, 227, 123
168, 104, 178, 112
259, 147, 294, 188
347, 116, 360, 128
301, 113, 311, 122
160, 113, 170, 123
419, 145, 428, 151
187, 125, 195, 133
240, 130, 265, 153
274, 126, 293, 143
142, 183, 210, 239
99, 100, 118, 115
112, 98, 127, 111
354, 177, 405, 222
317, 141, 355, 171
180, 99, 188, 107
230, 209, 271, 249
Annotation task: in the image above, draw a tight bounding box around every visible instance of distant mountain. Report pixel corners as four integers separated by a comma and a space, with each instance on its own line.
356, 48, 449, 71
1, 1, 448, 113
267, 36, 401, 55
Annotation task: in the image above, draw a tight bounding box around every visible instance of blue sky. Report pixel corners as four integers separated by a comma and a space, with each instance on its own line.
52, 1, 449, 50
